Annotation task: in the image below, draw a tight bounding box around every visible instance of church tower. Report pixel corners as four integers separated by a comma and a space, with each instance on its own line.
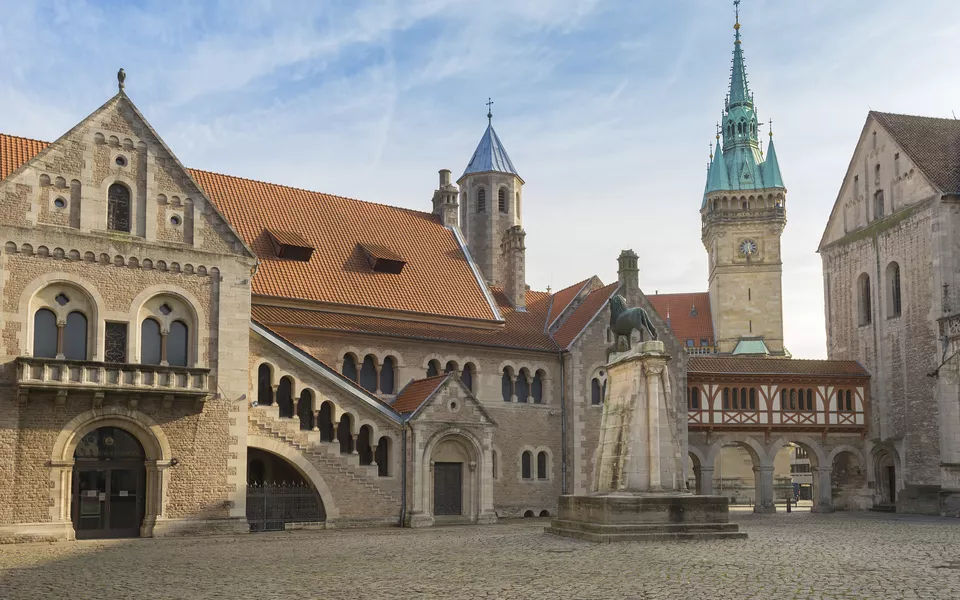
701, 6, 787, 355
459, 102, 527, 309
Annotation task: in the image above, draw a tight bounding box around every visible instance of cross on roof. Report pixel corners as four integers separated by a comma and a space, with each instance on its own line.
486, 97, 494, 123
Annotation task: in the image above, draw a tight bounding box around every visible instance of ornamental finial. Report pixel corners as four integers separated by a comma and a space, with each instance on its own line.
486, 97, 494, 125
733, 0, 742, 42
117, 68, 126, 92
769, 118, 773, 137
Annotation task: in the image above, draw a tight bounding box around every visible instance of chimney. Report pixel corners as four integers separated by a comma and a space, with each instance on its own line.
432, 169, 459, 228
618, 249, 639, 291
501, 226, 527, 311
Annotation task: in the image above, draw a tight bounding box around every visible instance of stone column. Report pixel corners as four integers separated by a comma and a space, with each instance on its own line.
753, 465, 776, 513
312, 410, 320, 432
699, 466, 715, 495
645, 361, 663, 490
510, 376, 518, 403
812, 466, 834, 513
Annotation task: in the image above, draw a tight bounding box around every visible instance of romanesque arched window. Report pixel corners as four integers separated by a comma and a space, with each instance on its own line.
376, 437, 391, 477
498, 188, 507, 213
532, 370, 544, 404
33, 308, 58, 358
444, 360, 457, 374
591, 378, 602, 405
502, 368, 513, 402
168, 320, 188, 367
63, 311, 88, 360
257, 363, 273, 406
298, 389, 314, 430
342, 353, 358, 382
276, 376, 294, 418
858, 273, 872, 326
427, 359, 441, 378
357, 425, 373, 466
318, 401, 334, 441
521, 451, 532, 480
537, 451, 548, 480
338, 414, 354, 454
887, 262, 901, 318
107, 183, 131, 232
359, 355, 377, 392
380, 356, 396, 394
140, 318, 162, 365
516, 368, 530, 403
477, 188, 486, 213
461, 363, 475, 392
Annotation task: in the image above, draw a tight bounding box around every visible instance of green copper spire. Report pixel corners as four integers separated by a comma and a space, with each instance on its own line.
762, 121, 785, 188
702, 1, 785, 196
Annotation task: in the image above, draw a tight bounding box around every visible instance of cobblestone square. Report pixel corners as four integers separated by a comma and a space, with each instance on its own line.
2, 512, 960, 599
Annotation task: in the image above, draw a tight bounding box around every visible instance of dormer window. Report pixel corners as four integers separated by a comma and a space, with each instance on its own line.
266, 229, 314, 262
690, 304, 698, 317
359, 242, 406, 274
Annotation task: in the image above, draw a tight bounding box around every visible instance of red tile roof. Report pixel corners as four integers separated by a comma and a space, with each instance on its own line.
392, 375, 450, 414
266, 228, 314, 248
0, 133, 499, 322
646, 292, 714, 345
0, 134, 47, 180
688, 356, 870, 377
553, 282, 620, 349
253, 286, 561, 351
547, 278, 591, 327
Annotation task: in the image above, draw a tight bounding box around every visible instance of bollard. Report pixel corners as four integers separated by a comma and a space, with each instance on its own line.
786, 496, 792, 513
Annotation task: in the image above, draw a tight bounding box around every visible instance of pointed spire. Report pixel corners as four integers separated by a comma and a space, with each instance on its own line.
460, 102, 521, 181
729, 1, 751, 107
706, 140, 731, 193
763, 121, 785, 188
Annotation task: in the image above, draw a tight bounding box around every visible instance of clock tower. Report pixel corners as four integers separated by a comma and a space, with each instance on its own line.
701, 6, 787, 355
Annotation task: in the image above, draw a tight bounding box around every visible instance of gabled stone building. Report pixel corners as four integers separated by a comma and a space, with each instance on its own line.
819, 111, 960, 515
0, 76, 688, 542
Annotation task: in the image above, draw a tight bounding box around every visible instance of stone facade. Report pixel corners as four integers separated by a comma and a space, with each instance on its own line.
820, 112, 960, 515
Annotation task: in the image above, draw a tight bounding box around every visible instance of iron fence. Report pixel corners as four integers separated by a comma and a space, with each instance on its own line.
246, 482, 325, 532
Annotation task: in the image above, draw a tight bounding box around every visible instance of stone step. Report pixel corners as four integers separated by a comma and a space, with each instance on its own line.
546, 519, 742, 536
869, 504, 897, 513
544, 525, 748, 543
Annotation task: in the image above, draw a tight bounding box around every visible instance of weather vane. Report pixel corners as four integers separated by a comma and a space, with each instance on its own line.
486, 97, 494, 124
734, 0, 741, 23
118, 68, 126, 92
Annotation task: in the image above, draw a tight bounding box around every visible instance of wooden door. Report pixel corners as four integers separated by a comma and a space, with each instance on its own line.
433, 462, 463, 516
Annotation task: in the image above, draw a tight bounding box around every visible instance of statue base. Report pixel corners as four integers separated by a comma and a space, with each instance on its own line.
545, 493, 746, 543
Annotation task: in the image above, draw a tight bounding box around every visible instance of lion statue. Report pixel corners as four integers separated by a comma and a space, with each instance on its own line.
609, 294, 658, 350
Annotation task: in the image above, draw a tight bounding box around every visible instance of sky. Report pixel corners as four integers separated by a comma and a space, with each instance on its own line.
2, 0, 959, 359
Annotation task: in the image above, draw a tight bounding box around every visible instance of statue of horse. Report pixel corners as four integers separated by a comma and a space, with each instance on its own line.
609, 294, 658, 350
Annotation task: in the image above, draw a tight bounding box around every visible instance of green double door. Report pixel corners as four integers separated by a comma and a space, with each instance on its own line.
72, 462, 145, 539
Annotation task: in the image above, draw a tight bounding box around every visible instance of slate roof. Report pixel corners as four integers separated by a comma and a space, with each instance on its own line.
646, 292, 715, 345
872, 111, 960, 195
461, 124, 521, 180
392, 374, 449, 414
688, 356, 869, 377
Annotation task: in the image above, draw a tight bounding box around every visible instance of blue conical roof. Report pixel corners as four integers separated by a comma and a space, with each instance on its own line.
461, 123, 521, 180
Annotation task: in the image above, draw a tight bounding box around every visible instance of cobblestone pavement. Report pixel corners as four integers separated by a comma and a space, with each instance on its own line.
2, 512, 960, 599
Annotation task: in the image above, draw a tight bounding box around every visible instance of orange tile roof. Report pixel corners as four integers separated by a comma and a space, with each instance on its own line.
0, 134, 48, 180
392, 375, 450, 414
547, 278, 591, 327
553, 282, 620, 349
191, 169, 498, 321
688, 356, 870, 377
253, 286, 560, 351
0, 133, 498, 322
266, 228, 314, 249
647, 292, 715, 345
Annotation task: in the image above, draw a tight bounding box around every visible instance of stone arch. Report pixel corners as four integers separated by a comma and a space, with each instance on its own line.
128, 284, 207, 367
416, 427, 490, 524
766, 435, 827, 468
49, 407, 173, 537
21, 272, 106, 361
827, 444, 866, 466
705, 434, 765, 467
247, 434, 340, 520
870, 443, 901, 506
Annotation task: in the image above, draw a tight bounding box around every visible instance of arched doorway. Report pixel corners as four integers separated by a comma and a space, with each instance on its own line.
874, 447, 899, 507
688, 452, 702, 494
831, 449, 868, 510
71, 427, 146, 539
246, 447, 325, 532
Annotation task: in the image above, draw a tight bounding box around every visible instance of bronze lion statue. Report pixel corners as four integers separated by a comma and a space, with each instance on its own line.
609, 294, 658, 350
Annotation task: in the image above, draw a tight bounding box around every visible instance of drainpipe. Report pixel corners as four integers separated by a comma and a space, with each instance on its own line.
559, 350, 568, 495
399, 421, 408, 527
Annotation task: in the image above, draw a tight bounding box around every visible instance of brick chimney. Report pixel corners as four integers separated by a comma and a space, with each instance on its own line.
432, 169, 459, 228
501, 225, 527, 311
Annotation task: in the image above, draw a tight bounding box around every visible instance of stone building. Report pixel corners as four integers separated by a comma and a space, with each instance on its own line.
819, 111, 960, 515
0, 71, 693, 541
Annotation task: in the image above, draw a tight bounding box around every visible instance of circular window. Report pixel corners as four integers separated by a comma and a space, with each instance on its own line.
115, 155, 127, 167
448, 400, 459, 413
53, 197, 67, 209
170, 214, 182, 226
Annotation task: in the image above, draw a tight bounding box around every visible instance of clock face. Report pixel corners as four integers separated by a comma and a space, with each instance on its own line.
739, 239, 758, 256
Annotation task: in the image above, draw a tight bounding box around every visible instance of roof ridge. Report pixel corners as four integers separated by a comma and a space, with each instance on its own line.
190, 166, 442, 222
0, 132, 50, 146
871, 110, 960, 122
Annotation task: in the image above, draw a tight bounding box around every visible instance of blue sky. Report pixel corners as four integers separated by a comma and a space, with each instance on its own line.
2, 0, 959, 358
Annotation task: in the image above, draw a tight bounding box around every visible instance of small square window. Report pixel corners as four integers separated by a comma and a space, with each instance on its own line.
685, 339, 694, 347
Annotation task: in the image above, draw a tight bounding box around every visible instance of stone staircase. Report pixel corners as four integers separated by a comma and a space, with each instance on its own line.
249, 407, 401, 510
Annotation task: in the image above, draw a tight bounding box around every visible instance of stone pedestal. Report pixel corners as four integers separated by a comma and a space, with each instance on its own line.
547, 341, 745, 542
